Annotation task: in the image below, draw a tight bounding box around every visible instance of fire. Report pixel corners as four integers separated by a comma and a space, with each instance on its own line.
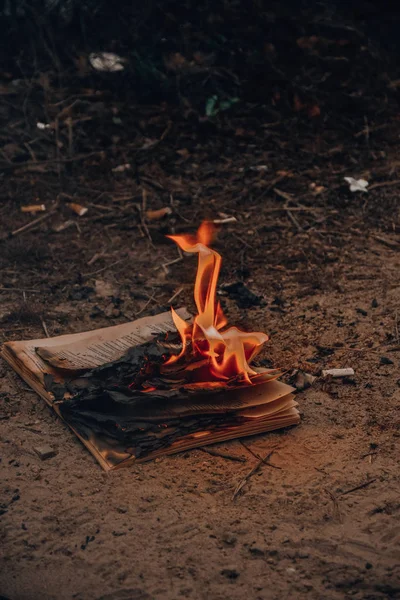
166, 222, 268, 384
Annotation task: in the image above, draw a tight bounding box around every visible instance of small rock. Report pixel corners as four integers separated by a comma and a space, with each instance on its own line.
371, 299, 378, 308
380, 356, 394, 365
33, 445, 57, 461
286, 567, 296, 575
356, 307, 368, 316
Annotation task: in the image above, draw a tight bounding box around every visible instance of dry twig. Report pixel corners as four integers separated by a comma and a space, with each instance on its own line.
200, 447, 247, 463
232, 450, 275, 500
339, 479, 377, 497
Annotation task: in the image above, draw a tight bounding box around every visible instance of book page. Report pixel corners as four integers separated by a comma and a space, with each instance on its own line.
3, 308, 190, 374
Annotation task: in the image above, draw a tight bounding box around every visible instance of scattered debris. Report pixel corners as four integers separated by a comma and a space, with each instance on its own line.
112, 163, 131, 173
233, 450, 276, 500
294, 370, 316, 391
52, 220, 76, 233
213, 216, 237, 224
36, 122, 51, 130
145, 207, 172, 221
89, 52, 125, 72
67, 202, 88, 217
220, 281, 263, 309
344, 177, 369, 193
239, 165, 268, 172
20, 204, 46, 213
309, 182, 326, 195
322, 368, 355, 378
33, 445, 57, 461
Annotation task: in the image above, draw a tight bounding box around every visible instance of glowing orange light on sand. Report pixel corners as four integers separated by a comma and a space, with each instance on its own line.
166, 222, 268, 383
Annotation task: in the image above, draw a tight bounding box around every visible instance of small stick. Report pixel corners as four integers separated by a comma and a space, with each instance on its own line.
372, 235, 399, 250
200, 448, 247, 463
160, 248, 183, 273
274, 187, 294, 202
0, 287, 41, 293
285, 208, 303, 231
40, 318, 50, 338
167, 287, 184, 304
139, 188, 155, 248
339, 479, 376, 497
240, 441, 281, 469
232, 450, 275, 500
135, 293, 157, 317
82, 257, 127, 277
369, 179, 400, 191
9, 212, 54, 237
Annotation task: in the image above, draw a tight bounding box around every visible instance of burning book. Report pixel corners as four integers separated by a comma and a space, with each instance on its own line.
1, 223, 300, 470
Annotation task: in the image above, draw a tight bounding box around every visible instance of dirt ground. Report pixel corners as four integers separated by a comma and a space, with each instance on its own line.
1, 50, 400, 599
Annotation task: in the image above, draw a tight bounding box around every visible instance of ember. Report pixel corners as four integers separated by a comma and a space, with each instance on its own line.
166, 222, 268, 384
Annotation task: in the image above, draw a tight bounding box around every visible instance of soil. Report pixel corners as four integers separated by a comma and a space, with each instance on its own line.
1, 12, 400, 599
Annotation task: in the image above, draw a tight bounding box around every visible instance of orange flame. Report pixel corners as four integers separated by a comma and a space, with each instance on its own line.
166, 222, 268, 384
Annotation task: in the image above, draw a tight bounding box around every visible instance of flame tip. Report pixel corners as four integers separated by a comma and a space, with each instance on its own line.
165, 221, 269, 383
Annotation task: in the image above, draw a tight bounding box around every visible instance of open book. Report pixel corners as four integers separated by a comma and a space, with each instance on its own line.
1, 309, 300, 471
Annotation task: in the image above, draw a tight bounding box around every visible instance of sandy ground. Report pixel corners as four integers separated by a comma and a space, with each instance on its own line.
1, 34, 400, 596
1, 233, 399, 599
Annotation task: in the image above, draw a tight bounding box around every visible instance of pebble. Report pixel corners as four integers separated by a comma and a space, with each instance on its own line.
380, 356, 394, 365
33, 445, 57, 461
